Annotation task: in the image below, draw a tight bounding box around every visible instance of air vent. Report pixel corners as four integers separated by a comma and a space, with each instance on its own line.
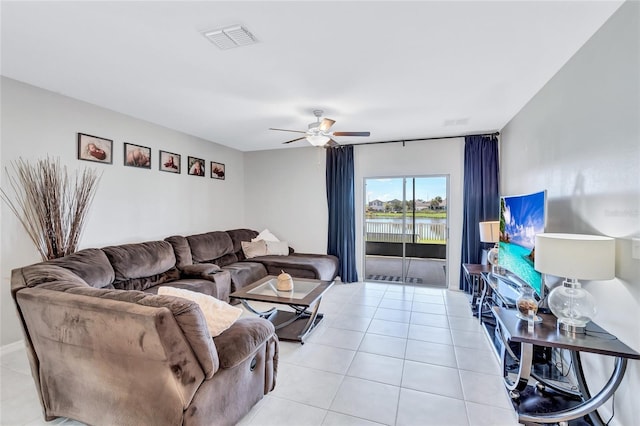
203, 25, 258, 50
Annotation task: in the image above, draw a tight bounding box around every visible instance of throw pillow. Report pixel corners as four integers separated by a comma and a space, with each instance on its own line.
251, 228, 280, 242
157, 286, 242, 337
241, 240, 267, 258
266, 240, 289, 256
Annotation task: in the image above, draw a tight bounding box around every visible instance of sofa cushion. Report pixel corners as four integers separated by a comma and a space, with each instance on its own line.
48, 248, 115, 288
158, 287, 242, 337
250, 253, 339, 281
226, 229, 259, 261
187, 231, 234, 264
143, 278, 219, 297
165, 235, 193, 268
252, 229, 280, 242
37, 284, 219, 379
103, 241, 178, 291
213, 317, 275, 369
222, 262, 267, 292
21, 264, 89, 288
181, 264, 222, 277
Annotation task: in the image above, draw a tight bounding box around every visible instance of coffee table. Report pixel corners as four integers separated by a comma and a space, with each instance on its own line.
230, 275, 335, 343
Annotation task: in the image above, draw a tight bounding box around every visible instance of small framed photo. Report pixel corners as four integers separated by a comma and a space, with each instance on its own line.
77, 133, 113, 164
159, 150, 181, 173
187, 156, 205, 176
211, 161, 225, 180
124, 143, 151, 169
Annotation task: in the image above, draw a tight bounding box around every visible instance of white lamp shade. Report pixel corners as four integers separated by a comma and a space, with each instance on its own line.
479, 221, 500, 243
534, 233, 615, 280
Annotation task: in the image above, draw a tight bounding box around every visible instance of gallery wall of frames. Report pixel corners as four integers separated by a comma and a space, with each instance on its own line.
77, 132, 225, 180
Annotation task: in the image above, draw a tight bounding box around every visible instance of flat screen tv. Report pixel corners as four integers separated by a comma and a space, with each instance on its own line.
498, 190, 547, 298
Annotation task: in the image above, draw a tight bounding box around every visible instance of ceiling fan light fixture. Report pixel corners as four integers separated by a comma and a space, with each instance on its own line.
306, 135, 330, 146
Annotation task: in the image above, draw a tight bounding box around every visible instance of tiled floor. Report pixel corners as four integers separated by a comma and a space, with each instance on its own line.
1, 282, 520, 425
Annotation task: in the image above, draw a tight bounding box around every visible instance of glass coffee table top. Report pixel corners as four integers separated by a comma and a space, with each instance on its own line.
247, 278, 319, 300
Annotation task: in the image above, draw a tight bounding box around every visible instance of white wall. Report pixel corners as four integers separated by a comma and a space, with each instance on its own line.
354, 140, 464, 289
0, 77, 246, 345
500, 2, 639, 425
245, 139, 465, 289
244, 146, 328, 253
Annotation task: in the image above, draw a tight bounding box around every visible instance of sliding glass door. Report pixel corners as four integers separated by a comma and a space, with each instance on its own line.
364, 176, 448, 286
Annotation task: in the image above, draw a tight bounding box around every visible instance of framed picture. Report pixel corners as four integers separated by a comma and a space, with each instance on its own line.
187, 156, 205, 176
211, 161, 225, 180
124, 143, 151, 169
159, 150, 181, 173
77, 133, 113, 164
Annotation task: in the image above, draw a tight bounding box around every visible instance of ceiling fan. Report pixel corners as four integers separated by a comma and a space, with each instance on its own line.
270, 110, 370, 147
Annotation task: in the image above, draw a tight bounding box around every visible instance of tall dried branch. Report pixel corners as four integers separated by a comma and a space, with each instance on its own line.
1, 157, 101, 260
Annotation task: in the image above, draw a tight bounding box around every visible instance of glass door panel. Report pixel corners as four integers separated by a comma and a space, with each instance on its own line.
364, 176, 448, 286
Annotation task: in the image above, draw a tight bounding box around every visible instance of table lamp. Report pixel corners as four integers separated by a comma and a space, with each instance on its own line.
534, 233, 615, 334
479, 221, 500, 274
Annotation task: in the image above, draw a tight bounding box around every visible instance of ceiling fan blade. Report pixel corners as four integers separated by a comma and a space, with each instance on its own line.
319, 118, 336, 132
333, 131, 370, 137
325, 139, 340, 148
269, 128, 306, 134
282, 136, 306, 144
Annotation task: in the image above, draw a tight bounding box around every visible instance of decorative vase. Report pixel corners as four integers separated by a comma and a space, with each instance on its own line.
277, 271, 293, 291
516, 286, 539, 320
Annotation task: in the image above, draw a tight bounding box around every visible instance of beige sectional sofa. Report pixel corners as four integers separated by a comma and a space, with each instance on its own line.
10, 228, 338, 425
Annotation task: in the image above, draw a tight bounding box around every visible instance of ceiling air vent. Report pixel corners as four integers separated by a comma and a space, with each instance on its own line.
203, 25, 258, 50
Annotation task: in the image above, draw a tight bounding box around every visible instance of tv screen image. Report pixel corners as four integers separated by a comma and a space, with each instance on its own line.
498, 190, 547, 297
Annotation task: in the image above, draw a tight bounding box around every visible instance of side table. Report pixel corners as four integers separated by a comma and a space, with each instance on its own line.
462, 263, 491, 316
493, 307, 640, 425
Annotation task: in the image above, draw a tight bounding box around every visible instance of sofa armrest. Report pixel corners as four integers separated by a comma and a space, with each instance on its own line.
181, 263, 222, 277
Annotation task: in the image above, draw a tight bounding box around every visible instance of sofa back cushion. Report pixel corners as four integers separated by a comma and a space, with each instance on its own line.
20, 264, 89, 288
187, 231, 235, 265
48, 248, 115, 288
103, 241, 179, 291
164, 235, 193, 268
226, 229, 259, 261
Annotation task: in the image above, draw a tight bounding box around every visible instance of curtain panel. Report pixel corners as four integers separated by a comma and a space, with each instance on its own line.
460, 135, 499, 291
326, 146, 359, 283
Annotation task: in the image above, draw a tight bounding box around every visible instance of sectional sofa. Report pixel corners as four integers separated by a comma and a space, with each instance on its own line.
10, 228, 338, 425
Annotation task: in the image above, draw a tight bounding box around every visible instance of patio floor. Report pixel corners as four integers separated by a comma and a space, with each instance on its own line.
364, 255, 447, 287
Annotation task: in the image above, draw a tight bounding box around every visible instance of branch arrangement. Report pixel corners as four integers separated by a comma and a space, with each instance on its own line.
1, 157, 101, 260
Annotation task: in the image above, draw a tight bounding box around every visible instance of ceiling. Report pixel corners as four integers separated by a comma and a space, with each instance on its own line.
0, 1, 623, 152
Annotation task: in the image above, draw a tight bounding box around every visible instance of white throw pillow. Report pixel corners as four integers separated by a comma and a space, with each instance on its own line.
157, 286, 242, 337
241, 240, 267, 258
266, 240, 289, 256
251, 229, 280, 242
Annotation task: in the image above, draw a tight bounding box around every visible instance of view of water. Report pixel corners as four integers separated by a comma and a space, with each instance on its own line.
367, 218, 445, 224
499, 241, 542, 295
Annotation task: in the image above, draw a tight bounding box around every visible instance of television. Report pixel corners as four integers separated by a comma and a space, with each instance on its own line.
498, 190, 547, 298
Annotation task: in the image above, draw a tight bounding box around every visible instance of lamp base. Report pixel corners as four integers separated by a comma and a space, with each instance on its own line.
556, 319, 586, 334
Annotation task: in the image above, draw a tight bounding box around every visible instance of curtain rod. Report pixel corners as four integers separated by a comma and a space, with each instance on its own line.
340, 131, 499, 147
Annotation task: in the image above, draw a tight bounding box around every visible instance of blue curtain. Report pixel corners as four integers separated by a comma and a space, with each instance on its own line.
326, 146, 359, 283
460, 135, 499, 291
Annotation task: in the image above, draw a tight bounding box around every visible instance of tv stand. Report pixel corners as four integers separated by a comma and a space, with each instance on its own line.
480, 272, 640, 425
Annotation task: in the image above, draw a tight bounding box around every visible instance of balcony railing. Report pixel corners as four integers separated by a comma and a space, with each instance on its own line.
365, 221, 446, 243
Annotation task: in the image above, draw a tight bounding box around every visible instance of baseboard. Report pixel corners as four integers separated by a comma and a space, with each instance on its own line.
1, 339, 25, 356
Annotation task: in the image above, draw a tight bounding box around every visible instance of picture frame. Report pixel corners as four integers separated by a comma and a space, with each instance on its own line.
187, 156, 205, 177
211, 161, 225, 180
124, 143, 151, 169
77, 133, 113, 164
159, 150, 181, 174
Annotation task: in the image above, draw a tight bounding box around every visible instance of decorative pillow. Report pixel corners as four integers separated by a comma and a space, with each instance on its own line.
266, 240, 289, 256
157, 286, 242, 337
251, 229, 280, 242
241, 240, 267, 259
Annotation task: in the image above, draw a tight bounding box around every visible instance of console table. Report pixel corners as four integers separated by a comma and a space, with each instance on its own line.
493, 307, 640, 425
